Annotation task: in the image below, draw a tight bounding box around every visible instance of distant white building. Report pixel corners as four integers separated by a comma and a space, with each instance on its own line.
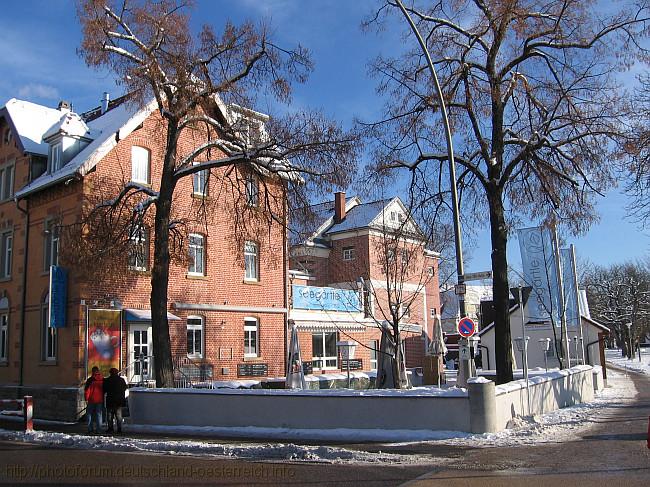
440, 284, 492, 333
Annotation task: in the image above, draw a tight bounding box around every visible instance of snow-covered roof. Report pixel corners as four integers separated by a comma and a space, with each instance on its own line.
15, 98, 157, 199
0, 98, 67, 155
327, 199, 389, 234
43, 111, 93, 141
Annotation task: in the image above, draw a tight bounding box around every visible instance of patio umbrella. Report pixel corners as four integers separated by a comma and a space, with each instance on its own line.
286, 324, 307, 389
429, 315, 447, 387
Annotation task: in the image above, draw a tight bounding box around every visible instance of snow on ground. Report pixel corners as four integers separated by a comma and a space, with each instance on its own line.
0, 365, 639, 464
605, 347, 650, 375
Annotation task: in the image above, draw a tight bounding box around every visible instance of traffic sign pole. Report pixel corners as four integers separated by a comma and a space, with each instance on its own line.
456, 317, 477, 387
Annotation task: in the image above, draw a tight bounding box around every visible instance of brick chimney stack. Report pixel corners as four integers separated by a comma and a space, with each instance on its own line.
334, 192, 346, 223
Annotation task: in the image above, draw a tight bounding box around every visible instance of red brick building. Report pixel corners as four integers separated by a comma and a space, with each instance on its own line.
0, 95, 288, 419
289, 193, 441, 375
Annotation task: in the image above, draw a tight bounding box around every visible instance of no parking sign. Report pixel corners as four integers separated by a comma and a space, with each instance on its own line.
457, 317, 476, 337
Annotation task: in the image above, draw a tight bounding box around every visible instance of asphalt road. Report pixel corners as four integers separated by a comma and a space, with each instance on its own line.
0, 366, 648, 486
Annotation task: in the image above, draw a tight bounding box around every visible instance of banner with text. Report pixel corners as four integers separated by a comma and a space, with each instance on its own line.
292, 285, 362, 312
517, 226, 561, 325
48, 266, 67, 328
560, 247, 580, 328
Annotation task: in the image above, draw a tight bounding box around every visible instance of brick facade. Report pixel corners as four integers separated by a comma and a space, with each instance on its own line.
0, 99, 288, 414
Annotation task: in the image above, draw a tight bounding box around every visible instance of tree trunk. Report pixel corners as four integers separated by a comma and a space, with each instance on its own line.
488, 187, 514, 384
151, 121, 179, 388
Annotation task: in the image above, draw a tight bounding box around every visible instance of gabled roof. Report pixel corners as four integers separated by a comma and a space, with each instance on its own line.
0, 98, 66, 156
15, 97, 157, 199
297, 195, 425, 245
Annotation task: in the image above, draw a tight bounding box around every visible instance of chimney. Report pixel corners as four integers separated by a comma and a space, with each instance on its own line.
57, 100, 72, 113
334, 191, 346, 223
101, 92, 110, 114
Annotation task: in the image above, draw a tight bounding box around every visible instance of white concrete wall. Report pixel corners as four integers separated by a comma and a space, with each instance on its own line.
494, 366, 594, 431
128, 389, 471, 431
129, 366, 598, 434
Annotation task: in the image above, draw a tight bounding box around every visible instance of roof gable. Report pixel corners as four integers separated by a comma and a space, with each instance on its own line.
0, 98, 66, 156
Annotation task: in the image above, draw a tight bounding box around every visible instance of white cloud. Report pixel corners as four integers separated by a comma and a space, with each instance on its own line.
17, 83, 60, 100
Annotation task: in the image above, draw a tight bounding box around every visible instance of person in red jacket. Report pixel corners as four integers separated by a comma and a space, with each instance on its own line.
84, 366, 104, 434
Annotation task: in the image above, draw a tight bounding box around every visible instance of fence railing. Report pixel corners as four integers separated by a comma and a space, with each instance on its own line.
173, 356, 214, 389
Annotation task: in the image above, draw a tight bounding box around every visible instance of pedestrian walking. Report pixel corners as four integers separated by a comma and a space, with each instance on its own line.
84, 366, 104, 434
103, 367, 128, 433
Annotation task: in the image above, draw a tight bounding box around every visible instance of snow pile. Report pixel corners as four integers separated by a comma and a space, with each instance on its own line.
0, 428, 440, 465
605, 348, 650, 375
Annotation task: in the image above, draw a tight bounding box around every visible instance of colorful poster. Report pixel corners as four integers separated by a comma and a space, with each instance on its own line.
87, 309, 122, 377
517, 226, 561, 325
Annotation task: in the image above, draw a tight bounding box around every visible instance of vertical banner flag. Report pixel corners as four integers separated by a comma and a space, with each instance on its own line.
48, 266, 68, 328
87, 309, 122, 377
560, 247, 580, 328
517, 226, 561, 325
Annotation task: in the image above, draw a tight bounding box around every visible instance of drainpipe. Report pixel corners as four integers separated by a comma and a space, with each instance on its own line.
282, 193, 288, 375
15, 197, 29, 386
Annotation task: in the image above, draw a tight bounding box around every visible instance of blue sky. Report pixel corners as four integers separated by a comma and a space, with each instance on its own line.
0, 0, 647, 274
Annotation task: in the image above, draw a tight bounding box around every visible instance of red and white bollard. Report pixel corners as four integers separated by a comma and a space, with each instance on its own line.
23, 396, 33, 433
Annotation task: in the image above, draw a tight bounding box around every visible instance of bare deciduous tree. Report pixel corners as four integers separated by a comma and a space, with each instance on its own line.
362, 0, 649, 383
75, 0, 358, 386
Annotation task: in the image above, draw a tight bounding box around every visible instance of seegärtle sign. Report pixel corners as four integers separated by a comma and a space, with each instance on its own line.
292, 284, 362, 312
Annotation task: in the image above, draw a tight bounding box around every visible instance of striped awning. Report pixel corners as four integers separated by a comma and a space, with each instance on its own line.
292, 321, 367, 333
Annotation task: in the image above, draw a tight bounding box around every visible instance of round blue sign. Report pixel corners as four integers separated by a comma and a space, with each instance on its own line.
457, 317, 476, 337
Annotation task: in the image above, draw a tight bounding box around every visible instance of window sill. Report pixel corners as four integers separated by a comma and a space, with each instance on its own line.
243, 355, 260, 361
186, 273, 208, 280
0, 360, 8, 367
187, 354, 204, 360
0, 276, 11, 283
191, 193, 209, 200
243, 279, 261, 285
39, 360, 58, 366
131, 180, 151, 187
128, 268, 150, 275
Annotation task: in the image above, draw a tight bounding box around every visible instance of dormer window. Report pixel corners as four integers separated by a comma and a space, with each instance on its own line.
49, 143, 62, 172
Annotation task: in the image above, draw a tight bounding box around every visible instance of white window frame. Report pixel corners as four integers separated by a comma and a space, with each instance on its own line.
128, 225, 149, 271
49, 143, 62, 173
245, 173, 259, 207
244, 317, 259, 357
43, 220, 59, 271
131, 146, 150, 184
0, 313, 8, 361
188, 233, 205, 276
186, 316, 204, 358
244, 241, 259, 281
311, 331, 338, 370
42, 294, 56, 361
369, 340, 379, 371
0, 161, 15, 201
192, 165, 209, 196
342, 246, 355, 261
0, 231, 12, 279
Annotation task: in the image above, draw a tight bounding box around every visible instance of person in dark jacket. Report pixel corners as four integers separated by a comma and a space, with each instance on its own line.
103, 367, 128, 433
84, 366, 104, 434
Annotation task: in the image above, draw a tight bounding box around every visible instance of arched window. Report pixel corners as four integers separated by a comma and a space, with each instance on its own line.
131, 146, 150, 184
